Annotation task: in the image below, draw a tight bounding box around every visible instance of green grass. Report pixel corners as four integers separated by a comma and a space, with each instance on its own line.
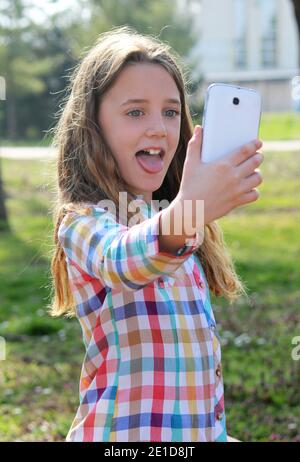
0, 158, 85, 441
216, 150, 300, 441
0, 153, 300, 442
259, 112, 300, 141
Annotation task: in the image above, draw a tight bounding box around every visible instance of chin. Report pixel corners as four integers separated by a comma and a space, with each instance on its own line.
134, 179, 163, 193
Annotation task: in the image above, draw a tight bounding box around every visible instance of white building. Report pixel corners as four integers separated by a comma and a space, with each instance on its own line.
189, 0, 299, 111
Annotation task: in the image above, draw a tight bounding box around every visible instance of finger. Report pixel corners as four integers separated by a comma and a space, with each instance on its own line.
238, 189, 260, 206
236, 152, 264, 178
240, 170, 263, 193
186, 125, 203, 163
229, 139, 263, 167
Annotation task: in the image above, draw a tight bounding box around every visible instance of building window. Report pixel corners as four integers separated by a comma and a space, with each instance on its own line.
234, 0, 247, 69
261, 0, 277, 68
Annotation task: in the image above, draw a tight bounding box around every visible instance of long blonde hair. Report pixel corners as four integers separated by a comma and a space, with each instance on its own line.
49, 26, 247, 318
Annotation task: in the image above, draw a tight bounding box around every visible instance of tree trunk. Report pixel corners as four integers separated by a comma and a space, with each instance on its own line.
0, 159, 9, 230
6, 96, 17, 141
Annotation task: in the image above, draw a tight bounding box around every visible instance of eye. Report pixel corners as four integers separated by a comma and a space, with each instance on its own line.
165, 109, 180, 118
127, 109, 144, 117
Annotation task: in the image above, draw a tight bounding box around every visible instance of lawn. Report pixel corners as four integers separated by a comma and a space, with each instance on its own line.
259, 112, 300, 141
0, 152, 299, 442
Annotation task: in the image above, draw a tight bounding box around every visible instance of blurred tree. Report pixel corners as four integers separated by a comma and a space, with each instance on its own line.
18, 21, 77, 140
72, 0, 196, 62
65, 0, 200, 117
0, 0, 199, 141
0, 0, 55, 140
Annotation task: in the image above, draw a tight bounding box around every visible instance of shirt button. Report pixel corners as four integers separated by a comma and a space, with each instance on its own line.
195, 274, 204, 289
216, 412, 224, 421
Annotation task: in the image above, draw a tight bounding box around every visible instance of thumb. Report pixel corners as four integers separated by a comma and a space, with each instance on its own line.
186, 125, 203, 164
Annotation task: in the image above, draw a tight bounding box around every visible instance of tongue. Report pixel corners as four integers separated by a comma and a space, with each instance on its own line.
136, 153, 163, 173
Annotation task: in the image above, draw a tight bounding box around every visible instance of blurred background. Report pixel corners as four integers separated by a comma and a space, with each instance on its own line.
0, 0, 300, 442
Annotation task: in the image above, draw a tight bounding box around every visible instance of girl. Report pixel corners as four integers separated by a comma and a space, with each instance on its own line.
49, 26, 263, 442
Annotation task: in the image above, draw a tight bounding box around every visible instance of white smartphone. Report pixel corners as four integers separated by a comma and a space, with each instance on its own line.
201, 83, 262, 163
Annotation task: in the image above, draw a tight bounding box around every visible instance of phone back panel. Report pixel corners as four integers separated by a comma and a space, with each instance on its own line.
201, 83, 262, 163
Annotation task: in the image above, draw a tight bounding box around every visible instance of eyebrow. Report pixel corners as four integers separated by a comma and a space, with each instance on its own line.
121, 98, 181, 107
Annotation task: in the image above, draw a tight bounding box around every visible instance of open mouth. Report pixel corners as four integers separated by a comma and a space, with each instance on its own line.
135, 148, 165, 159
135, 149, 165, 174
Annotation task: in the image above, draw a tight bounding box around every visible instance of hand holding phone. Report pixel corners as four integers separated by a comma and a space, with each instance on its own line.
177, 125, 264, 226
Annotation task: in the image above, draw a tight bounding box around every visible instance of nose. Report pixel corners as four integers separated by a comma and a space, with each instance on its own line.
145, 114, 167, 138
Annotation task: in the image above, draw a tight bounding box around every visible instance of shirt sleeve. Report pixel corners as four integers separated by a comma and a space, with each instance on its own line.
58, 206, 201, 292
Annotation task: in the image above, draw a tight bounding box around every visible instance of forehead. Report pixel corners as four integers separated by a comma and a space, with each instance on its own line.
105, 63, 180, 102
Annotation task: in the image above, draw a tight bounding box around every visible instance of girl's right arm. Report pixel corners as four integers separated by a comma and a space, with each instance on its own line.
58, 203, 200, 293
158, 125, 263, 254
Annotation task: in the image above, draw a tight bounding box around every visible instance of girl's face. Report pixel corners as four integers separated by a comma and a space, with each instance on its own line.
98, 63, 181, 202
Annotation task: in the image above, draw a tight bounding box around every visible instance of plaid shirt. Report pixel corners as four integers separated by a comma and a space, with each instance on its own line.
58, 199, 227, 442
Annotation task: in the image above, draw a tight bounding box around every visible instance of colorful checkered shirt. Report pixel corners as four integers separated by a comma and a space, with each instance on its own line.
58, 199, 227, 442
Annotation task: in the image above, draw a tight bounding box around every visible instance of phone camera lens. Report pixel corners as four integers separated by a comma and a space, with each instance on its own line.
233, 97, 239, 105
